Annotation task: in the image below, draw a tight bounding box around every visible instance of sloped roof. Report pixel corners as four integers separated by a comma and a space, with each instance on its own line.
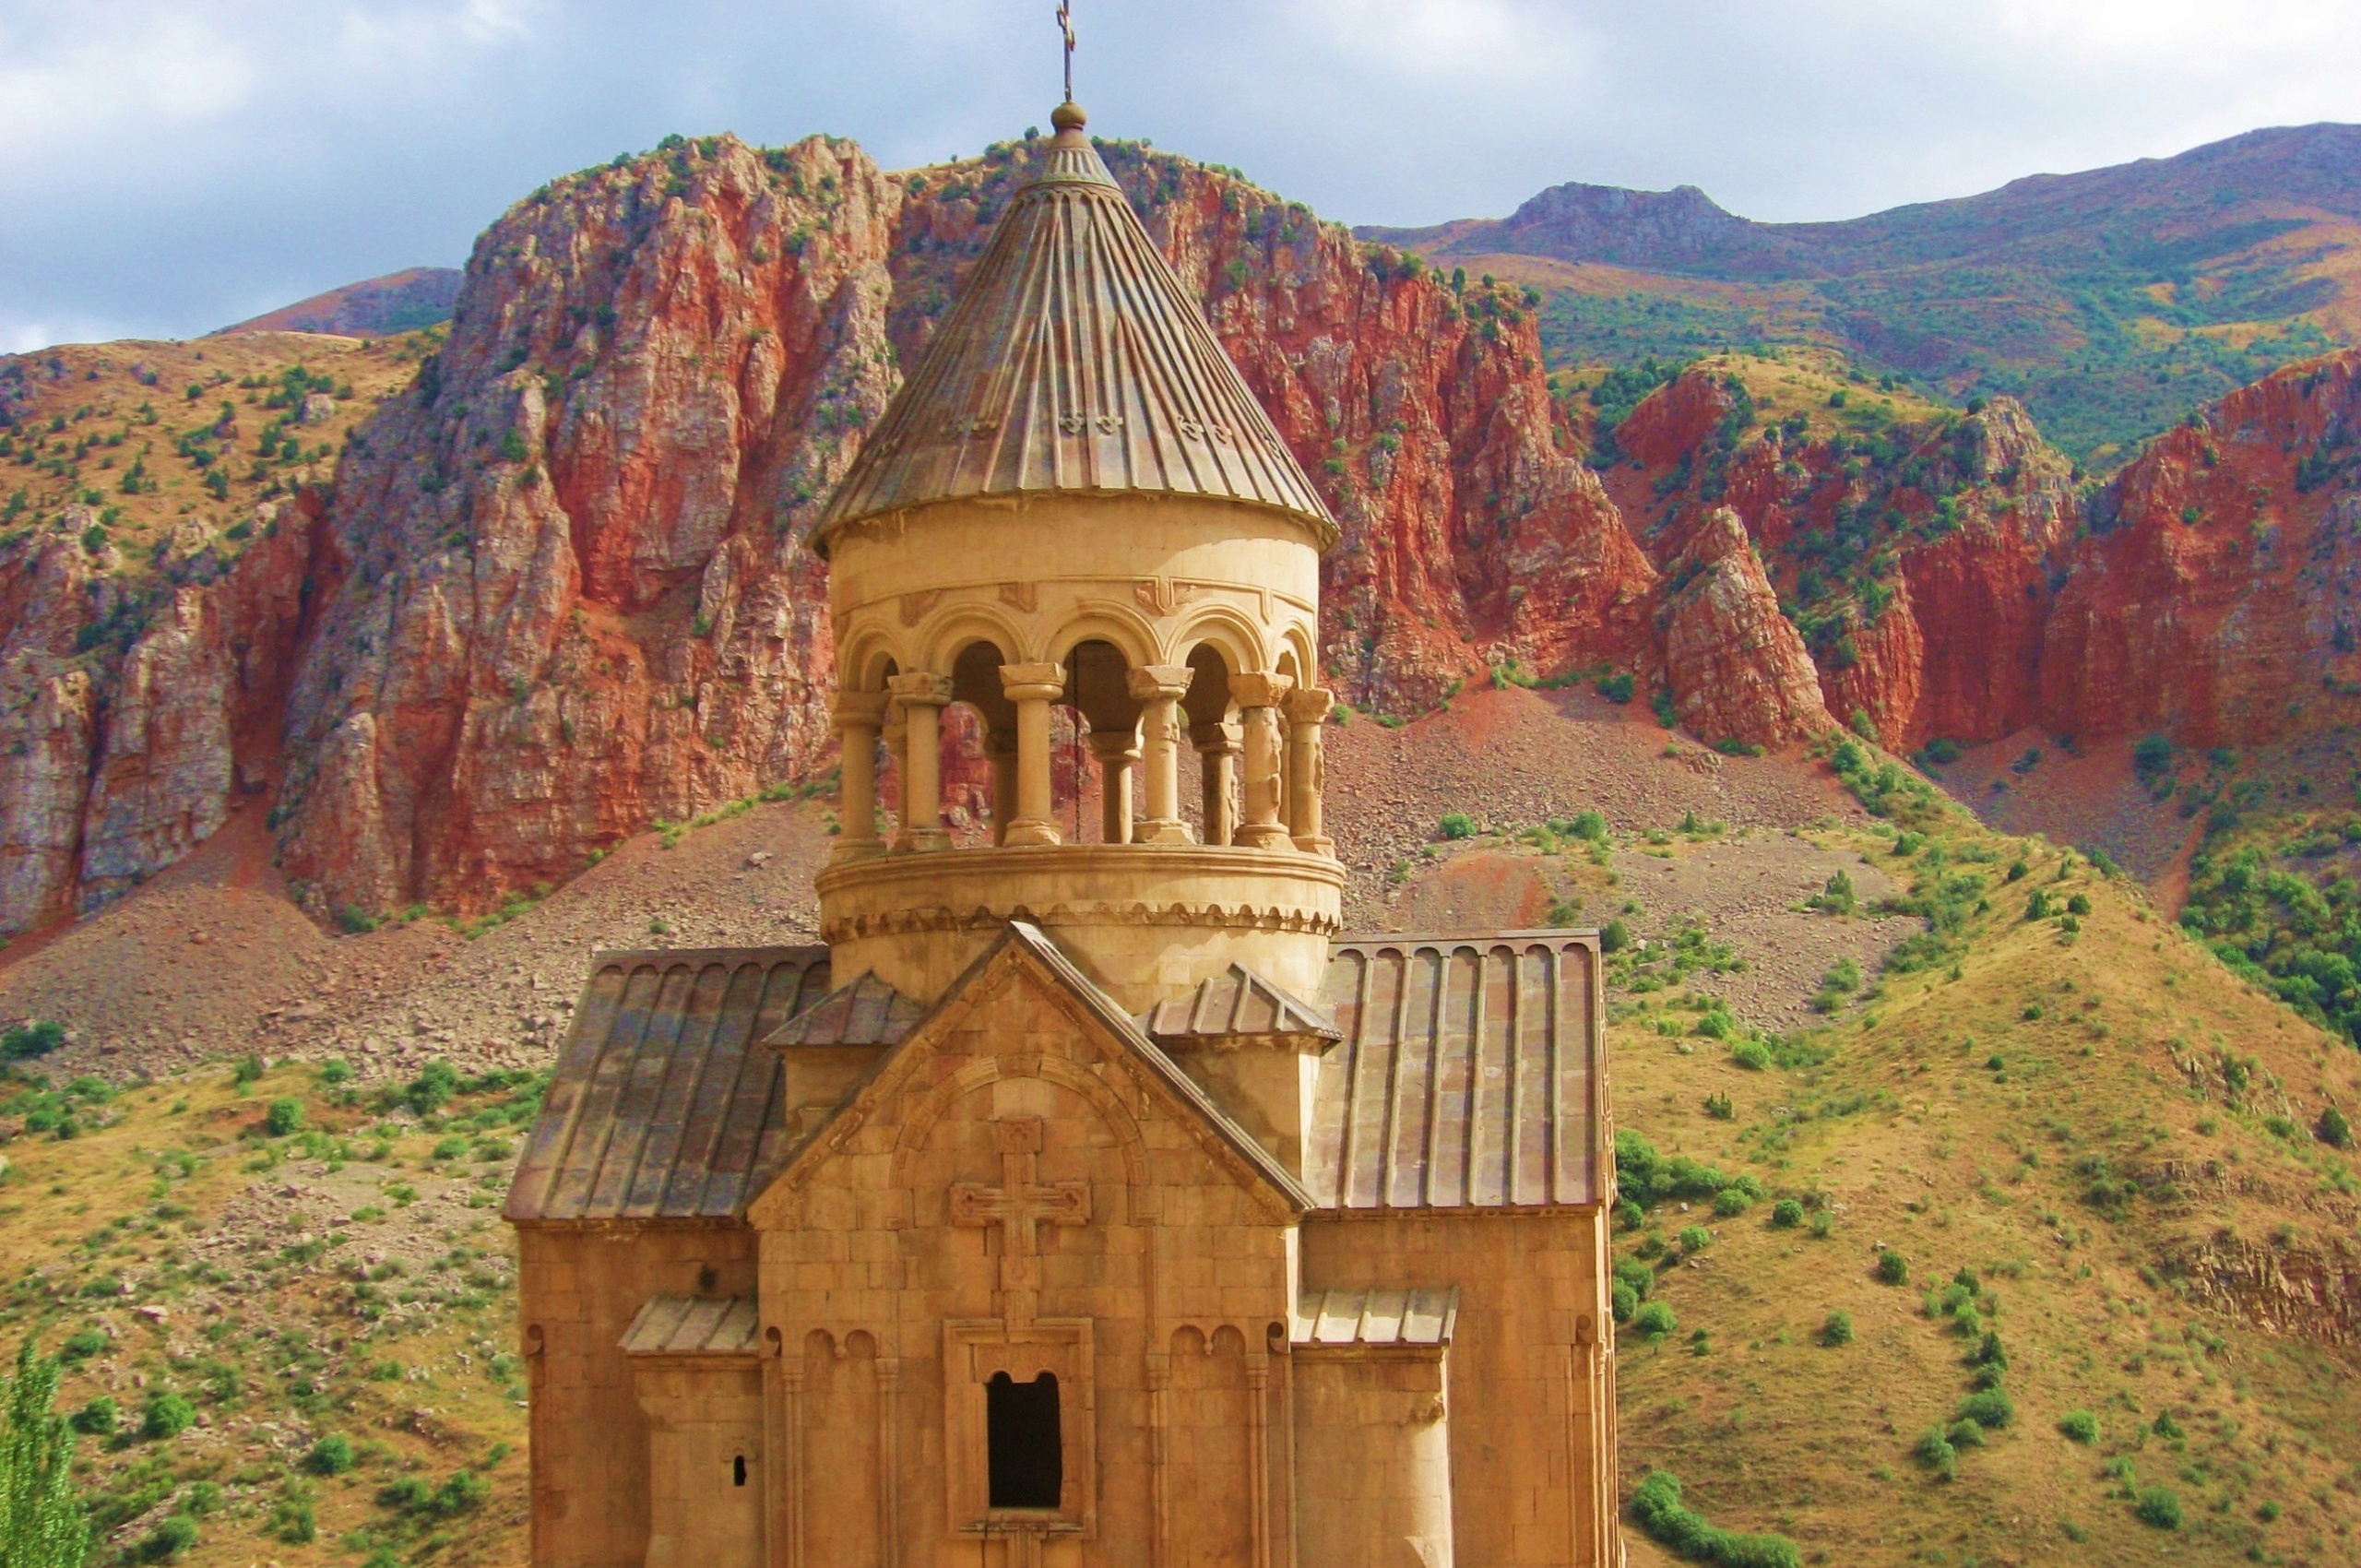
1292, 1286, 1459, 1348
620, 1295, 761, 1357
505, 946, 833, 1222
1136, 963, 1340, 1044
764, 971, 926, 1048
1307, 932, 1605, 1210
815, 105, 1336, 548
762, 921, 1314, 1218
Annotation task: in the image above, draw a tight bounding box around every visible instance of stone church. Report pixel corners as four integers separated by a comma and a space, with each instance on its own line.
508, 100, 1622, 1568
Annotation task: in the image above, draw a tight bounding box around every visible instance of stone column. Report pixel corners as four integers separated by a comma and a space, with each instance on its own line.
886, 671, 953, 852
1191, 719, 1241, 848
1087, 726, 1139, 845
1228, 672, 1294, 849
986, 728, 1018, 848
1283, 685, 1335, 857
1128, 665, 1197, 845
828, 690, 890, 864
998, 662, 1066, 848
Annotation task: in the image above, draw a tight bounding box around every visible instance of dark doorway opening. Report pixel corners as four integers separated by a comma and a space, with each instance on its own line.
985, 1371, 1062, 1509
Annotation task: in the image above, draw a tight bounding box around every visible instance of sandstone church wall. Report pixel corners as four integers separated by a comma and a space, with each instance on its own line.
516, 1223, 759, 1568
1300, 1207, 1617, 1566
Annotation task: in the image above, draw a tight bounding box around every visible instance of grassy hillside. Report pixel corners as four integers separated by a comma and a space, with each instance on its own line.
1553, 758, 2361, 1565
0, 329, 435, 588
0, 1058, 531, 1568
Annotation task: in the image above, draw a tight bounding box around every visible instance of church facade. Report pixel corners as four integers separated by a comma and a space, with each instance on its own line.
508, 101, 1622, 1568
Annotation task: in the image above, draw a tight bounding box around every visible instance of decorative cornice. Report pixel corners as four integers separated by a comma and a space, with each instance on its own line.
819, 899, 1341, 946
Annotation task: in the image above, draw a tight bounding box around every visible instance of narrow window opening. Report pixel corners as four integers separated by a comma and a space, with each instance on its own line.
985, 1371, 1062, 1510
732, 1454, 748, 1488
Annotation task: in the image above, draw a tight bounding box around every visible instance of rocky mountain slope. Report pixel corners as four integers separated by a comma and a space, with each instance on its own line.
1365, 124, 2361, 460
4, 130, 2359, 940
216, 268, 462, 339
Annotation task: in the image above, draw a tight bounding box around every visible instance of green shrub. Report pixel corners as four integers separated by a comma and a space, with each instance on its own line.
2058, 1409, 2099, 1444
133, 1515, 198, 1562
432, 1135, 469, 1160
1946, 1419, 1986, 1449
141, 1392, 196, 1440
305, 1433, 354, 1475
58, 1330, 105, 1363
2151, 1408, 2183, 1440
1632, 1302, 1677, 1340
1730, 1039, 1772, 1071
1600, 919, 1629, 954
231, 1054, 264, 1087
1770, 1199, 1804, 1229
1820, 1312, 1852, 1347
1438, 812, 1477, 840
0, 1019, 65, 1061
263, 1098, 304, 1137
1596, 671, 1636, 704
1614, 1199, 1644, 1231
2320, 1105, 2354, 1150
1875, 1251, 1909, 1285
68, 1396, 117, 1435
1712, 1188, 1750, 1218
1611, 1282, 1638, 1323
1916, 1426, 1957, 1479
1570, 810, 1608, 842
2134, 1486, 2183, 1530
1627, 1469, 1800, 1568
1958, 1388, 2014, 1430
1612, 1257, 1654, 1301
1678, 1225, 1713, 1253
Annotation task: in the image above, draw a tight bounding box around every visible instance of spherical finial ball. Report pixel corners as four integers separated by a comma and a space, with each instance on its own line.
1051, 101, 1086, 133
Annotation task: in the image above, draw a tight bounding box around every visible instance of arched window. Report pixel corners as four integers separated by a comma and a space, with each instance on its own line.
985, 1371, 1062, 1510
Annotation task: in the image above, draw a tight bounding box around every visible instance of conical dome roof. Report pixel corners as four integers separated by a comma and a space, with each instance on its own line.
815, 104, 1336, 552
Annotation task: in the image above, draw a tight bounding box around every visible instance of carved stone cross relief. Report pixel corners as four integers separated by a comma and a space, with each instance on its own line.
949, 1116, 1090, 1330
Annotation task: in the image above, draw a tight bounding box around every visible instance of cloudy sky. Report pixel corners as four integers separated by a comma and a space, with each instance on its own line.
6, 0, 2361, 351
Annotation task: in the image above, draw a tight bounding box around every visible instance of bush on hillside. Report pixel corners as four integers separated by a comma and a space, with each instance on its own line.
1875, 1251, 1909, 1285
0, 1020, 65, 1061
1820, 1312, 1853, 1347
2058, 1409, 2098, 1444
2134, 1486, 2183, 1529
1628, 1469, 1801, 1568
1632, 1302, 1677, 1340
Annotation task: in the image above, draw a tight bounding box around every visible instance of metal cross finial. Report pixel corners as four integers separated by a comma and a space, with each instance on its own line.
1056, 1, 1074, 103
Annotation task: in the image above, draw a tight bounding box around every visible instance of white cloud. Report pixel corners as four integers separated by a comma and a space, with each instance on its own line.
2, 0, 2358, 349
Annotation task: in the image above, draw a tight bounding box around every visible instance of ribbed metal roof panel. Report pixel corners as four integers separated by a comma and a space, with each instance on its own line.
764, 971, 925, 1048
505, 946, 833, 1221
619, 1295, 762, 1357
816, 114, 1336, 546
1308, 932, 1604, 1210
1136, 962, 1340, 1043
1292, 1286, 1459, 1348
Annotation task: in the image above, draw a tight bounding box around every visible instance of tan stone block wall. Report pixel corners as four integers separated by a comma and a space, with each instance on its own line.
634, 1360, 765, 1568
1293, 1348, 1453, 1568
1299, 1208, 1619, 1568
754, 959, 1300, 1566
517, 1224, 758, 1568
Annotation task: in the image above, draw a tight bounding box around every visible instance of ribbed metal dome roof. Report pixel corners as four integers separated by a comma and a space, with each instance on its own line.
814, 104, 1337, 552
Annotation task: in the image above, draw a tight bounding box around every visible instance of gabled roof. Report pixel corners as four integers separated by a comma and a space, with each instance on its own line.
620, 1295, 762, 1358
759, 921, 1312, 1218
505, 946, 832, 1223
1136, 963, 1340, 1044
764, 971, 925, 1049
1308, 932, 1605, 1211
814, 104, 1336, 550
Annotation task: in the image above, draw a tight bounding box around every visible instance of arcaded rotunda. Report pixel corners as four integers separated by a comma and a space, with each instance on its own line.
509, 101, 1622, 1568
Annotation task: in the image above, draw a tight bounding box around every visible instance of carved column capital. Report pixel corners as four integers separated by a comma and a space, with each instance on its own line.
832, 688, 891, 728
1125, 664, 1194, 703
999, 661, 1067, 706
1228, 671, 1295, 710
1281, 684, 1335, 725
885, 671, 954, 707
